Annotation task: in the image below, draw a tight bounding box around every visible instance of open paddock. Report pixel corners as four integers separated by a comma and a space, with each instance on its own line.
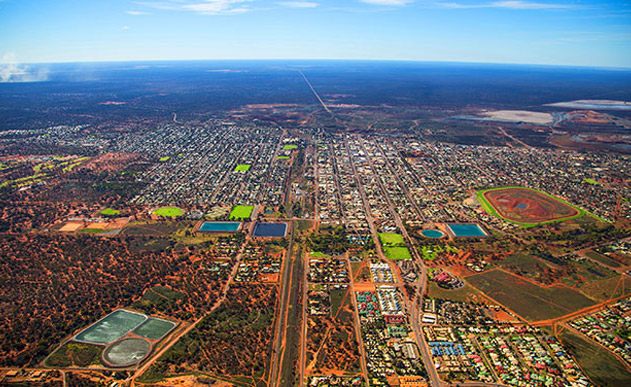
466, 269, 596, 322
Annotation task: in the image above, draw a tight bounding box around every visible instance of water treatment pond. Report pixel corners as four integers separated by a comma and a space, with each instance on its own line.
198, 221, 241, 232
447, 224, 487, 237
75, 310, 147, 345
252, 222, 288, 237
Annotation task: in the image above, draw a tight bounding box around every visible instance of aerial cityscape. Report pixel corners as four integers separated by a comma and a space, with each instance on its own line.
1, 1, 631, 387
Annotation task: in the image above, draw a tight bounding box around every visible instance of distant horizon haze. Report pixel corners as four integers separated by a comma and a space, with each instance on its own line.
7, 58, 631, 70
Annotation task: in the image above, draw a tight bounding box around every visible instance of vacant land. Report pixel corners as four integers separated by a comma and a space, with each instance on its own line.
153, 207, 184, 218
0, 234, 235, 366
498, 251, 563, 285
306, 288, 362, 376
132, 286, 187, 316
577, 275, 631, 301
45, 342, 102, 368
558, 329, 631, 387
123, 221, 186, 236
584, 250, 622, 268
479, 187, 582, 225
230, 205, 254, 220
140, 285, 277, 386
466, 269, 596, 321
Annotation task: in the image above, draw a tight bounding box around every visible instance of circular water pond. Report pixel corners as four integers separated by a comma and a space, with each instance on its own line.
421, 229, 445, 239
102, 338, 151, 367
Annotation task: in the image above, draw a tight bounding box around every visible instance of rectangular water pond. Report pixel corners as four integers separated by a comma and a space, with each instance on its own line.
75, 310, 147, 345
132, 318, 177, 341
252, 222, 288, 237
198, 221, 241, 233
447, 223, 487, 237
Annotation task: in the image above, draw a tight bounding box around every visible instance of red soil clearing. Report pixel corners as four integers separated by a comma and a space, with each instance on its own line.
484, 188, 579, 224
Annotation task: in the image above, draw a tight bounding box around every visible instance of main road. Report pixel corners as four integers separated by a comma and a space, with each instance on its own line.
269, 221, 302, 387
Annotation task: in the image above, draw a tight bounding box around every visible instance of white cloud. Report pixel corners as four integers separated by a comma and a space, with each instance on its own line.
0, 53, 49, 83
360, 0, 413, 4
126, 10, 149, 15
278, 1, 319, 7
437, 1, 574, 9
122, 25, 131, 30
137, 0, 254, 15
182, 1, 252, 14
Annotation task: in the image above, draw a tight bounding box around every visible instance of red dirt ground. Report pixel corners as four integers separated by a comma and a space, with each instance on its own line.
484, 187, 579, 223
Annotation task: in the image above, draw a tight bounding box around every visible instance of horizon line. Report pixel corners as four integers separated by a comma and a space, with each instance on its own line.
13, 58, 631, 71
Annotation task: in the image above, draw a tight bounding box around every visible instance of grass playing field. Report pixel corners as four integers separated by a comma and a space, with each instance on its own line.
283, 144, 298, 150
229, 205, 254, 220
234, 164, 251, 172
100, 208, 121, 216
378, 233, 405, 246
383, 246, 412, 260
153, 207, 184, 218
583, 178, 601, 186
378, 233, 412, 260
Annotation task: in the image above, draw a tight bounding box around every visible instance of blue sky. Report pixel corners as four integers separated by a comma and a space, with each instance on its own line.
0, 0, 630, 67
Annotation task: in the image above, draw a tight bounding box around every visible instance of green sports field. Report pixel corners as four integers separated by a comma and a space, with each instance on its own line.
583, 178, 601, 186
100, 208, 121, 216
378, 233, 411, 260
378, 233, 405, 246
153, 207, 184, 218
234, 164, 251, 172
283, 144, 298, 150
229, 205, 254, 220
383, 246, 412, 260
